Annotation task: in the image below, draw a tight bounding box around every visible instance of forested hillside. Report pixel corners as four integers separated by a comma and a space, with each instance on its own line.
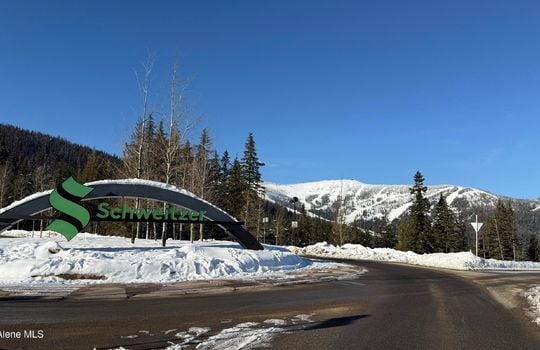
0, 124, 120, 207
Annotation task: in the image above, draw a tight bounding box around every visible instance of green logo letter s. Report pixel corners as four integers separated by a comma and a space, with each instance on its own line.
46, 177, 94, 241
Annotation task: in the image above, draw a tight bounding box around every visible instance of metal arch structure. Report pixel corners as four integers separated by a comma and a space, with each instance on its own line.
0, 181, 263, 250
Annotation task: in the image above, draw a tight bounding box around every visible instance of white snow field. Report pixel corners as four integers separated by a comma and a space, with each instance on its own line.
290, 242, 540, 271
0, 231, 336, 286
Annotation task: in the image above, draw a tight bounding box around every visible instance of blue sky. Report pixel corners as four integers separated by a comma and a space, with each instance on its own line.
1, 0, 539, 198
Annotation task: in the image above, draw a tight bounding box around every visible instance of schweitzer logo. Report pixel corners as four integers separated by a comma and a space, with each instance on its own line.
46, 177, 94, 241
45, 177, 208, 241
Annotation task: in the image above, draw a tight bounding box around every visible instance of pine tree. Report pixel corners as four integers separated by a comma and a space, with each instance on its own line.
225, 159, 248, 220
502, 201, 519, 260
220, 150, 231, 182
373, 217, 396, 248
397, 216, 415, 251
527, 235, 540, 262
207, 150, 223, 206
397, 171, 433, 253
482, 200, 519, 260
241, 133, 264, 188
432, 194, 456, 252
240, 133, 265, 235
453, 216, 469, 252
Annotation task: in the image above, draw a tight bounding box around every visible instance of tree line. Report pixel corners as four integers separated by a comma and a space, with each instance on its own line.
396, 171, 539, 261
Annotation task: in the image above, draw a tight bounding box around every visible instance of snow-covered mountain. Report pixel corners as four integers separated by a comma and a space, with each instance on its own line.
265, 179, 539, 224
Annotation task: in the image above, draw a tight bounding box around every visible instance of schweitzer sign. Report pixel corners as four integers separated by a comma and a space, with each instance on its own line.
46, 177, 207, 241
96, 203, 206, 224
0, 177, 263, 250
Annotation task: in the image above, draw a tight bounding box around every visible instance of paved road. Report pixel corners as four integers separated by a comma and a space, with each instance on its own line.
1, 260, 539, 350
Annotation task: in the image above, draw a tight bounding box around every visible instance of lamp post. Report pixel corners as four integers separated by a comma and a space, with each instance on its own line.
290, 196, 299, 245
262, 217, 269, 243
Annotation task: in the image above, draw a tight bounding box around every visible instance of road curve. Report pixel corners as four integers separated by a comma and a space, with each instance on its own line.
1, 260, 539, 350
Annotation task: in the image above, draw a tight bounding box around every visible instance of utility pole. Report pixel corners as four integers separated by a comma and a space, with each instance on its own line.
262, 217, 268, 244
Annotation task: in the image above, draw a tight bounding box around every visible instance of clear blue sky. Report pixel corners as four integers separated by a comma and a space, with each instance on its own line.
1, 0, 539, 198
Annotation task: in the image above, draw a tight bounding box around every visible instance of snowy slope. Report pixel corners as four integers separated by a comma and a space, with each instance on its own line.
265, 179, 538, 223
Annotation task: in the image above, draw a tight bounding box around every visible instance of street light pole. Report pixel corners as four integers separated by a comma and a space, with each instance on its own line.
290, 196, 299, 245
262, 217, 269, 244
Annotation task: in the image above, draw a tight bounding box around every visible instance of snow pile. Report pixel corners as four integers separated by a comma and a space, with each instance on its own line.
290, 242, 540, 271
524, 286, 540, 325
193, 322, 283, 350
0, 231, 331, 285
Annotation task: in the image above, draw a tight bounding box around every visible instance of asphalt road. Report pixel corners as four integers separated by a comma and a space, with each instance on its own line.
1, 260, 539, 350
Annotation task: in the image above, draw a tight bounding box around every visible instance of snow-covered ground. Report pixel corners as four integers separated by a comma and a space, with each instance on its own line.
290, 242, 540, 271
112, 314, 316, 350
524, 286, 540, 325
0, 231, 337, 287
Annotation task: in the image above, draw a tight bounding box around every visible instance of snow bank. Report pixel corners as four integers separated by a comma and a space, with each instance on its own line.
0, 231, 331, 285
524, 286, 540, 325
290, 242, 540, 271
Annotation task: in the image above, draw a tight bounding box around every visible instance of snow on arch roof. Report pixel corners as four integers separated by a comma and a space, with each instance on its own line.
0, 178, 262, 250
86, 178, 236, 219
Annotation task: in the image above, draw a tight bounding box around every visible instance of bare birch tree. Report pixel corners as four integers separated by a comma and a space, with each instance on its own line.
122, 54, 155, 243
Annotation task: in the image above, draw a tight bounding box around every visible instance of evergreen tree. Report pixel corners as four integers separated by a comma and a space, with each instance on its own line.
527, 235, 540, 262
220, 150, 231, 181
225, 159, 248, 220
397, 171, 432, 253
397, 216, 415, 251
78, 150, 115, 183
153, 120, 168, 181
482, 200, 519, 260
207, 150, 223, 206
241, 133, 264, 189
240, 133, 265, 235
432, 194, 456, 252
375, 218, 396, 248
453, 216, 469, 252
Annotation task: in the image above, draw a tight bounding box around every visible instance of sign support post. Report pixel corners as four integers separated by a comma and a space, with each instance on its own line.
470, 215, 483, 257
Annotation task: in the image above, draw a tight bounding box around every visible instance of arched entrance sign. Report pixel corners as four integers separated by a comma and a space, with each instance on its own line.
0, 179, 263, 250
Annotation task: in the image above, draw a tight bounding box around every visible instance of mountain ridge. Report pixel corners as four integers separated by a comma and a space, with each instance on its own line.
264, 179, 540, 233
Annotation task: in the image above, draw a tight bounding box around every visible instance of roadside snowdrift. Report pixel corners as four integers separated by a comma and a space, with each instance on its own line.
0, 231, 331, 285
524, 286, 540, 325
290, 242, 540, 270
